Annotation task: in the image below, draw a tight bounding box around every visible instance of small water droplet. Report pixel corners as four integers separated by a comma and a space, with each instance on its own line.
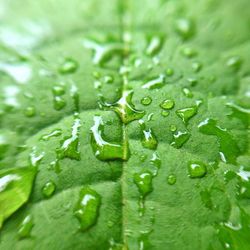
188, 161, 207, 178
52, 86, 65, 96
176, 106, 198, 124
169, 124, 177, 132
145, 36, 163, 56
42, 181, 56, 198
59, 58, 78, 74
103, 75, 114, 84
167, 174, 176, 185
226, 56, 242, 71
141, 96, 152, 106
18, 214, 34, 239
160, 99, 175, 110
74, 187, 101, 231
175, 18, 195, 40
182, 87, 193, 98
192, 61, 202, 72
24, 106, 36, 117
90, 116, 129, 161
181, 47, 197, 58
53, 96, 66, 111
161, 110, 169, 117
40, 129, 62, 141
166, 68, 174, 76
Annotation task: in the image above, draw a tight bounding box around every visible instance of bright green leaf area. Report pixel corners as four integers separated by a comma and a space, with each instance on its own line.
0, 0, 250, 249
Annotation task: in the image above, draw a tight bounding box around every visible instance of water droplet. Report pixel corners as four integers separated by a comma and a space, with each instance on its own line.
192, 61, 202, 72
29, 147, 44, 167
169, 124, 177, 132
90, 116, 129, 161
166, 68, 174, 76
167, 174, 176, 185
237, 166, 250, 199
52, 86, 65, 96
83, 39, 124, 65
40, 129, 62, 141
74, 187, 101, 231
24, 106, 36, 117
18, 214, 34, 239
42, 181, 56, 198
150, 152, 161, 173
0, 167, 37, 228
181, 47, 197, 58
138, 230, 153, 250
142, 74, 166, 89
59, 58, 78, 74
146, 36, 163, 56
134, 171, 153, 216
176, 106, 198, 124
139, 120, 158, 150
182, 87, 193, 98
188, 161, 207, 178
103, 75, 114, 84
226, 56, 242, 71
99, 90, 145, 124
175, 18, 195, 40
141, 96, 152, 106
161, 110, 169, 117
160, 99, 175, 110
57, 117, 81, 161
53, 96, 66, 111
170, 130, 190, 148
198, 118, 240, 164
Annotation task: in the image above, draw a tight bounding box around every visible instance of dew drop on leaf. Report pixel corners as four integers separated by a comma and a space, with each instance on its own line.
145, 36, 163, 56
170, 130, 190, 148
99, 90, 145, 124
188, 161, 207, 178
198, 118, 240, 164
74, 187, 101, 231
175, 18, 195, 40
142, 74, 166, 89
167, 174, 176, 185
17, 214, 34, 239
42, 180, 56, 198
160, 99, 175, 110
39, 129, 62, 141
0, 167, 37, 228
161, 110, 169, 117
90, 116, 128, 161
24, 106, 36, 117
141, 96, 152, 106
139, 120, 158, 150
176, 106, 198, 124
58, 58, 78, 74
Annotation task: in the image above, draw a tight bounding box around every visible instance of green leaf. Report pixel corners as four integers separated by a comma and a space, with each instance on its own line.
0, 0, 250, 249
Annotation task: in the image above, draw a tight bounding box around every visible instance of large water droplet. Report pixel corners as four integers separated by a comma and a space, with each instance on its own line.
57, 117, 81, 161
90, 116, 128, 161
170, 130, 190, 148
198, 118, 240, 164
134, 171, 153, 216
0, 167, 37, 228
139, 120, 158, 150
74, 187, 101, 231
167, 174, 176, 185
99, 90, 145, 124
176, 106, 198, 124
